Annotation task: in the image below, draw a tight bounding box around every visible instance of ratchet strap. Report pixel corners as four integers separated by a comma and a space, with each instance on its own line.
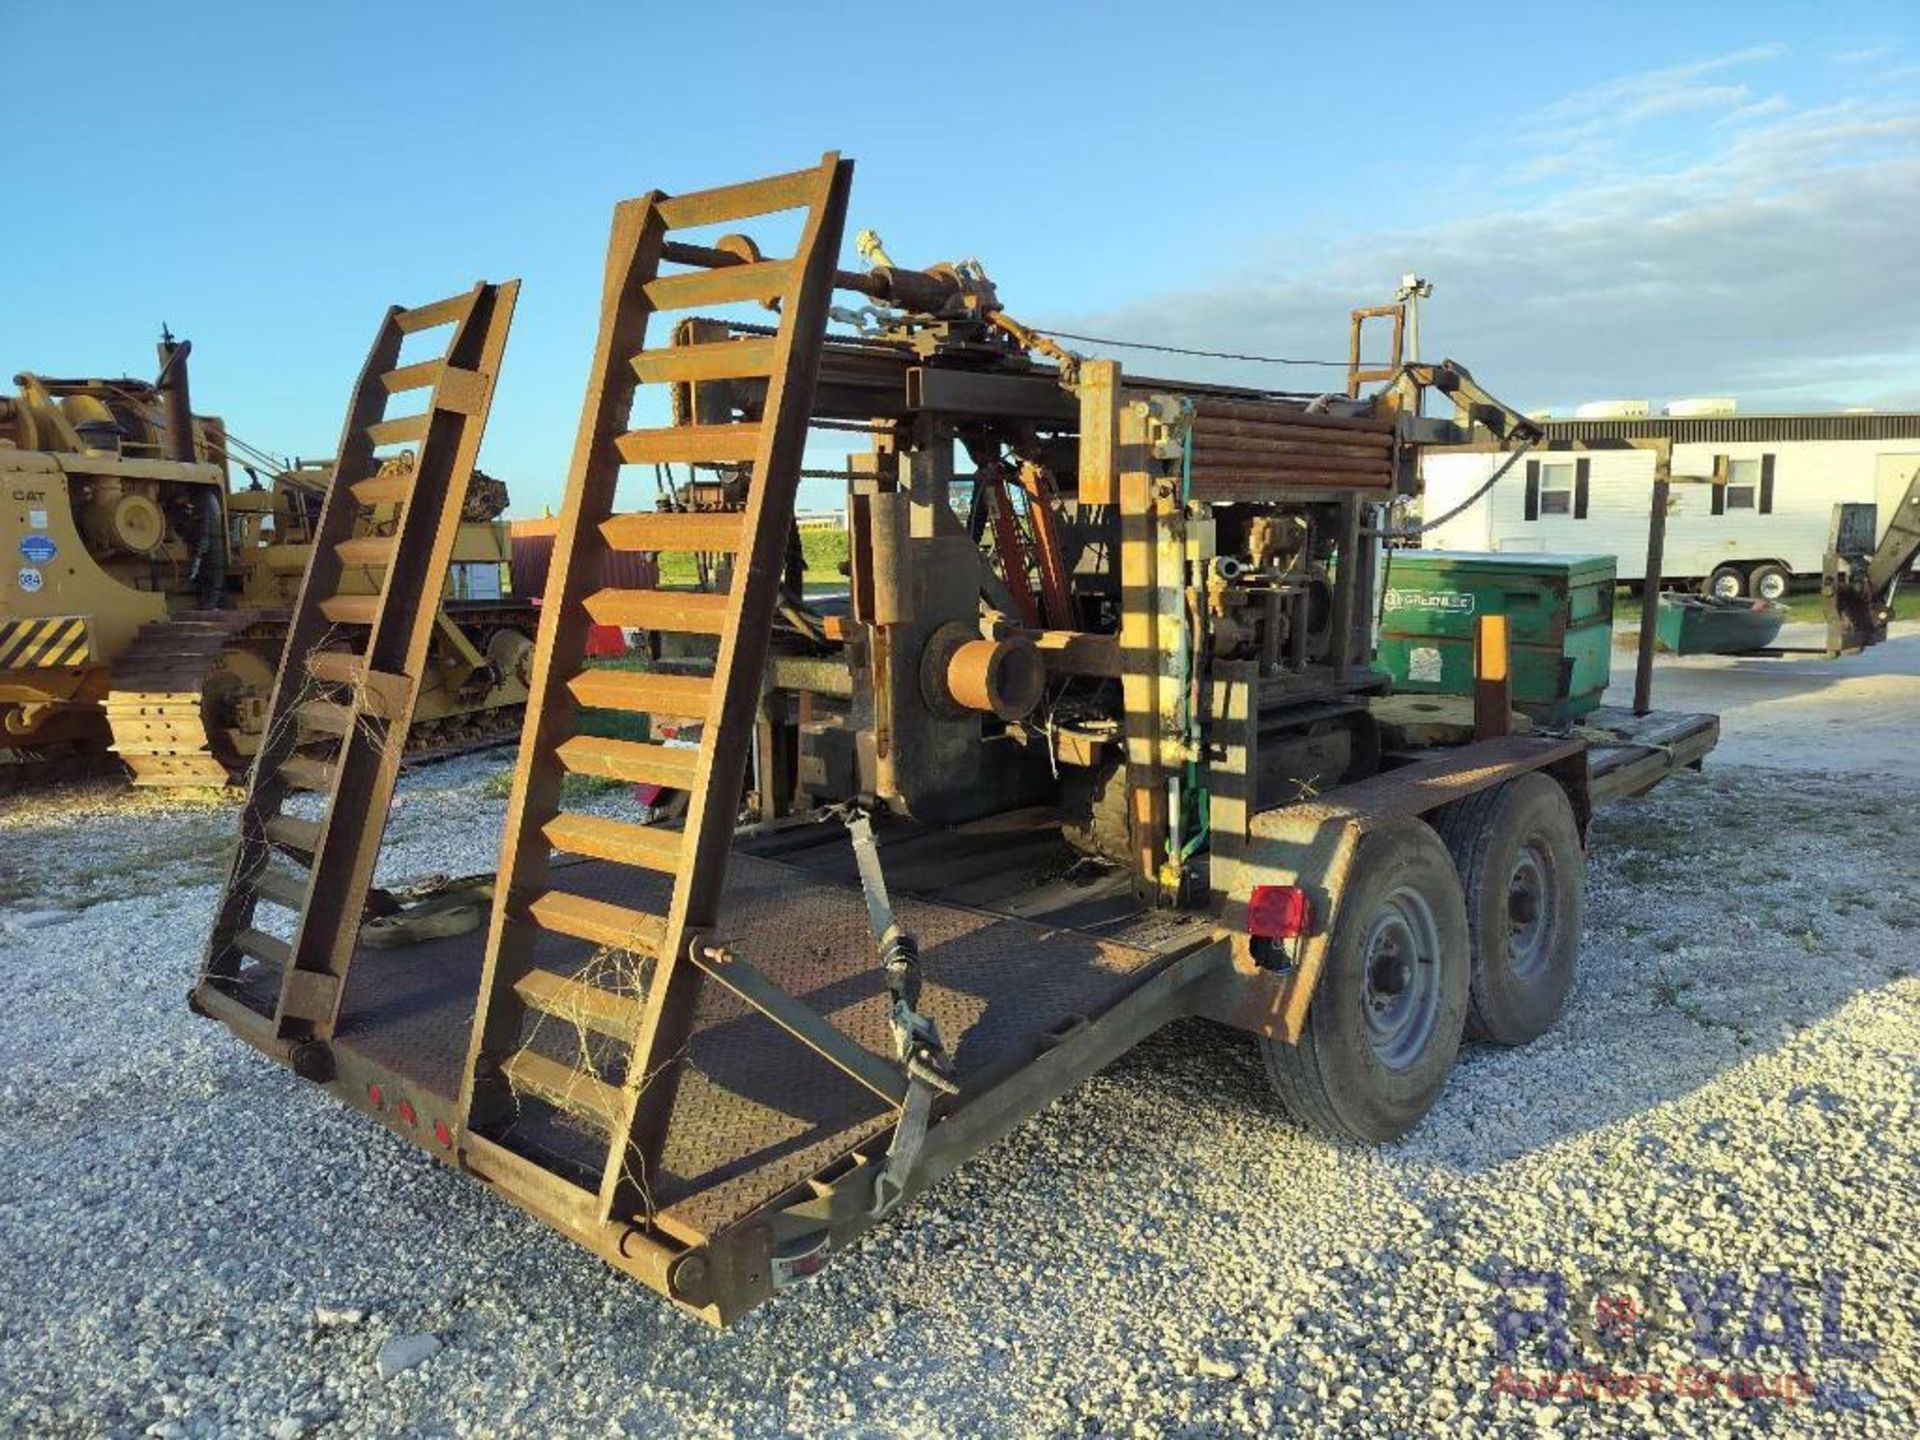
835, 805, 957, 1216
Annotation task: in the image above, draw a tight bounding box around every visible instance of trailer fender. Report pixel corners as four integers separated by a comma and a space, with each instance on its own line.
1198, 806, 1367, 1044
1197, 739, 1590, 1043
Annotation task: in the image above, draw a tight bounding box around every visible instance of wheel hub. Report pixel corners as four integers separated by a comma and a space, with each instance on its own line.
1505, 841, 1556, 979
1362, 887, 1442, 1071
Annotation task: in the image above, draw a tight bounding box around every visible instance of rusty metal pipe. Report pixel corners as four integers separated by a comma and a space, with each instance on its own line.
1187, 473, 1394, 497
946, 636, 1045, 721
1190, 399, 1392, 434
1191, 423, 1392, 449
1188, 464, 1393, 484
1189, 448, 1388, 473
1189, 422, 1393, 451
656, 238, 936, 308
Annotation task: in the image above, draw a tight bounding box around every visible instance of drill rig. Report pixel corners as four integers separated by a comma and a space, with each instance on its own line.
0, 335, 535, 784
195, 156, 1716, 1325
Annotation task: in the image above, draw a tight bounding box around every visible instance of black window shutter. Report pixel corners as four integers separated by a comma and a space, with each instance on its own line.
1759, 454, 1775, 514
1711, 454, 1726, 516
1574, 458, 1591, 519
1524, 460, 1540, 521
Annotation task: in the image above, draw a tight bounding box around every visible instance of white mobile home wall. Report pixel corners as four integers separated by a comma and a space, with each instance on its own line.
1419, 414, 1920, 588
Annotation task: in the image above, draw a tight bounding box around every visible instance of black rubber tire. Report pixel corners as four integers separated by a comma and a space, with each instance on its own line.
1431, 773, 1584, 1046
1749, 562, 1792, 602
1706, 565, 1746, 600
1261, 817, 1470, 1142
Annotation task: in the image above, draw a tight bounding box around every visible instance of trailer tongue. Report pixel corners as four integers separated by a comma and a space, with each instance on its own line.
194, 155, 1716, 1325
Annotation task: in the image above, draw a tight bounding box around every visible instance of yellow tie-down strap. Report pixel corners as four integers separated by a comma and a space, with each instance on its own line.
0, 615, 90, 669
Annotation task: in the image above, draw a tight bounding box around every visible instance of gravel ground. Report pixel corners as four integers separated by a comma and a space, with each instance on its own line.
2, 751, 1917, 1438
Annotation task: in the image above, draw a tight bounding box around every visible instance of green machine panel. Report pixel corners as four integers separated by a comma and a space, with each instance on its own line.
1376, 551, 1616, 725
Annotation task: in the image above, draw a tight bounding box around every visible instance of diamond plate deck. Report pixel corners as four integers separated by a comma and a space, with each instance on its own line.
328, 849, 1175, 1240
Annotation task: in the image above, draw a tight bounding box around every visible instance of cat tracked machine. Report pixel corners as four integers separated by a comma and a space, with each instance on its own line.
194, 155, 1718, 1325
0, 326, 535, 785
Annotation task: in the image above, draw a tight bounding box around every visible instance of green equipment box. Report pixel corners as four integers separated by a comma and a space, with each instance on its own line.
1376, 551, 1616, 726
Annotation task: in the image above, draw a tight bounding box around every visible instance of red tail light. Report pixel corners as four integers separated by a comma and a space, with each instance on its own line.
433, 1120, 454, 1148
1248, 884, 1314, 939
396, 1100, 418, 1127
366, 1083, 384, 1109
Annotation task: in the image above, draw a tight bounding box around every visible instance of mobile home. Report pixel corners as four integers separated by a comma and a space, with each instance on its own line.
1420, 407, 1920, 598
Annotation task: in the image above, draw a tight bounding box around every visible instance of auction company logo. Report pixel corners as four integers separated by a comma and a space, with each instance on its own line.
1488, 1267, 1879, 1411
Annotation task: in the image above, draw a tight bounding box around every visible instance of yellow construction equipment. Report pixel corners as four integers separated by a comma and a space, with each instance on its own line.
0, 327, 535, 785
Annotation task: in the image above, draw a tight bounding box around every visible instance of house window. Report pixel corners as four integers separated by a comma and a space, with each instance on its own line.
1539, 461, 1576, 516
1726, 458, 1759, 510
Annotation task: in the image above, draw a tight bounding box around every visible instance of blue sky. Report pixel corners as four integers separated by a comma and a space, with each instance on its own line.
4, 1, 1916, 515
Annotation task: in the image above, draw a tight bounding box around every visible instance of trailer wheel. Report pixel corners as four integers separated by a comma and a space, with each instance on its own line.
1433, 773, 1584, 1046
1261, 818, 1469, 1142
1706, 565, 1746, 600
1749, 563, 1791, 602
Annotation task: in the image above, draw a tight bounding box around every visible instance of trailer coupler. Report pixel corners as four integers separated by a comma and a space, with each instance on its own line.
833, 804, 959, 1216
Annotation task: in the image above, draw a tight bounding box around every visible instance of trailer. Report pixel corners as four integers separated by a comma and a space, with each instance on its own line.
1420, 410, 1920, 600
192, 156, 1717, 1326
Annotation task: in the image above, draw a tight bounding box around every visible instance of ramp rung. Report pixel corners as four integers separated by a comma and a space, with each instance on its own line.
600, 510, 743, 553
296, 699, 356, 736
643, 260, 793, 313
543, 813, 684, 872
527, 891, 667, 956
556, 735, 700, 788
513, 966, 645, 1041
335, 536, 395, 567
265, 814, 322, 853
350, 473, 410, 506
395, 293, 473, 334
319, 594, 382, 626
613, 423, 762, 467
567, 667, 711, 718
234, 927, 291, 968
253, 864, 311, 912
381, 359, 444, 394
631, 337, 779, 385
655, 167, 820, 230
277, 753, 337, 793
583, 588, 729, 634
367, 413, 431, 448
500, 1048, 624, 1130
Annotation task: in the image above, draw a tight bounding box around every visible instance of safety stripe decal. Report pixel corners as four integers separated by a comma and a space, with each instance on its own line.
0, 616, 90, 668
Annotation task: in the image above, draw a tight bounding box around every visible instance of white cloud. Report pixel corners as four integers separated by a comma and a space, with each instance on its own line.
1830, 44, 1895, 67
1048, 56, 1920, 417
1516, 44, 1786, 166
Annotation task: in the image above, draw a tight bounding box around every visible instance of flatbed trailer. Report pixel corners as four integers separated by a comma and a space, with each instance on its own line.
200, 703, 1714, 1323
193, 155, 1720, 1325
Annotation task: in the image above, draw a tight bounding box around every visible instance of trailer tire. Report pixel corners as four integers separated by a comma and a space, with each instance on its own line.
1749, 563, 1791, 602
1433, 773, 1584, 1047
1706, 565, 1746, 600
1261, 818, 1469, 1142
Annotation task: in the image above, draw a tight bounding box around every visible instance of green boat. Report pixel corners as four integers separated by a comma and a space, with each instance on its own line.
1655, 593, 1787, 654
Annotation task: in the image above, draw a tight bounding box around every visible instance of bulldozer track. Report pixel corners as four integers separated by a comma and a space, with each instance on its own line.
104, 609, 268, 786
101, 603, 537, 788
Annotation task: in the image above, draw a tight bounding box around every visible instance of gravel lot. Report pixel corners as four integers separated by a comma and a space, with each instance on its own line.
3, 706, 1917, 1435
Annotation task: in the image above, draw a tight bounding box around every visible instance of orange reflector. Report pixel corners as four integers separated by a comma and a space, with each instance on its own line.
1248, 884, 1314, 939
1476, 614, 1510, 683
